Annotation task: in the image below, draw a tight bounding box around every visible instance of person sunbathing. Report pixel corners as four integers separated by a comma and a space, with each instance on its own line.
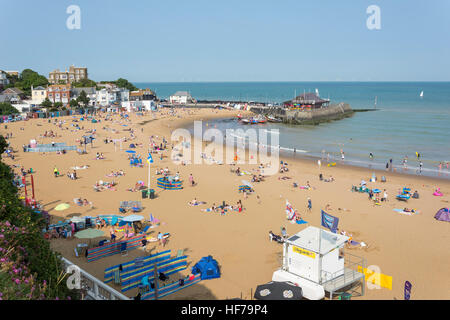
189, 198, 199, 206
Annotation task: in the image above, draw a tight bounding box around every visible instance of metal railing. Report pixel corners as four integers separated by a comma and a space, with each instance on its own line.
320, 252, 366, 288
61, 257, 130, 300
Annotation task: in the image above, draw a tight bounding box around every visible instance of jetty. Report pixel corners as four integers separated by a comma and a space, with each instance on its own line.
250, 102, 354, 125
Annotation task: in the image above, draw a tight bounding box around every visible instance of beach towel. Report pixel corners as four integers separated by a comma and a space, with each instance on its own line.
295, 219, 308, 225
189, 201, 206, 206
393, 209, 417, 215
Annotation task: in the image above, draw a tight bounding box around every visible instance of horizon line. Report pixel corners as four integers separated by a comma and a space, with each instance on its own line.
130, 80, 450, 83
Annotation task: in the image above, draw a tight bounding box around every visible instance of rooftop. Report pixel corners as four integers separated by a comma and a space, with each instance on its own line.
171, 91, 191, 97
285, 226, 349, 255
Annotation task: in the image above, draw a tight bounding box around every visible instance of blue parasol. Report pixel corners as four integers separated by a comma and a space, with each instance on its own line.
125, 150, 136, 154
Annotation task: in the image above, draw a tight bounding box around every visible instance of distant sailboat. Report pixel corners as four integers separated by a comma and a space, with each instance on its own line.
420, 91, 424, 98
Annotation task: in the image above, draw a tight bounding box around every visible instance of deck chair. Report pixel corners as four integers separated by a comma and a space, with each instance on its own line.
176, 249, 184, 258
120, 242, 128, 256
113, 269, 121, 285
140, 225, 150, 235
381, 176, 386, 182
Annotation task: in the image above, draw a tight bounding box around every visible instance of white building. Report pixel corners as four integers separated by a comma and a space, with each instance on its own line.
0, 70, 9, 88
271, 226, 365, 300
169, 91, 194, 104
31, 86, 47, 104
122, 100, 155, 112
95, 87, 129, 107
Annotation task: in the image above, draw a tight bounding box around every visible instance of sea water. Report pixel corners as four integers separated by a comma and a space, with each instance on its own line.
136, 82, 450, 178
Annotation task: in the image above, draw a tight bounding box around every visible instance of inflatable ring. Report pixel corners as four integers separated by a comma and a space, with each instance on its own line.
328, 162, 336, 167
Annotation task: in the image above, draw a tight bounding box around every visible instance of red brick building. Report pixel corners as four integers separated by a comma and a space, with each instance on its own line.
47, 84, 72, 105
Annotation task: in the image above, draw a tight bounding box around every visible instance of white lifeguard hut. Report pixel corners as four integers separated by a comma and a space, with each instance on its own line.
272, 226, 366, 300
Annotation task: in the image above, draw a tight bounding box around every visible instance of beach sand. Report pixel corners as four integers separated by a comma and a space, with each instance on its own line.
1, 108, 449, 300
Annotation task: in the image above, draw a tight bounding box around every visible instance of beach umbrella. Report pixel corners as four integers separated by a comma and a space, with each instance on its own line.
74, 228, 105, 247
125, 150, 136, 154
122, 214, 144, 222
254, 281, 303, 300
75, 228, 104, 239
55, 203, 70, 211
241, 180, 253, 188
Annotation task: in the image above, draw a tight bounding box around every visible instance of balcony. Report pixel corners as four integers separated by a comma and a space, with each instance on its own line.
321, 252, 366, 299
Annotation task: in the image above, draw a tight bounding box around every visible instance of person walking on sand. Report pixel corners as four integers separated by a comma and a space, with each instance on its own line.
307, 198, 312, 211
318, 159, 321, 170
189, 174, 194, 186
110, 227, 116, 243
418, 161, 423, 174
383, 189, 388, 202
53, 166, 59, 177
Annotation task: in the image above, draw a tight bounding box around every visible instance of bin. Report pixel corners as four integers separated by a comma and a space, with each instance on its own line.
141, 189, 148, 199
149, 189, 155, 199
339, 293, 352, 300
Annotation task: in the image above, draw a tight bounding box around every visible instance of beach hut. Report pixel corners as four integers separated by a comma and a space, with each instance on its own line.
272, 226, 365, 300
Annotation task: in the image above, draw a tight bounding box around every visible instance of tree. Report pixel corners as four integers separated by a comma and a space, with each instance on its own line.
0, 102, 19, 115
72, 78, 97, 88
13, 69, 48, 96
40, 98, 52, 109
100, 78, 138, 91
0, 135, 7, 154
69, 99, 79, 109
76, 90, 89, 107
53, 102, 63, 109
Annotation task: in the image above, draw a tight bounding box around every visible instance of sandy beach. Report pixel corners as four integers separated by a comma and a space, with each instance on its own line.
1, 108, 449, 300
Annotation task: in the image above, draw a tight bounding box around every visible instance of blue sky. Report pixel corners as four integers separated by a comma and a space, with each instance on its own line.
1, 0, 449, 82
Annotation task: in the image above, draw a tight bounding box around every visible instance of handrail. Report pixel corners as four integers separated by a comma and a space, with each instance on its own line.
61, 257, 130, 300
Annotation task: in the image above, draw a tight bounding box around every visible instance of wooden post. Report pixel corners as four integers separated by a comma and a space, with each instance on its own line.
154, 262, 158, 300
31, 174, 35, 201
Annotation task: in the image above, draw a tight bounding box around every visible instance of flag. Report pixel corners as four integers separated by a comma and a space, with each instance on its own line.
321, 210, 339, 233
285, 200, 295, 220
147, 153, 153, 164
404, 281, 412, 300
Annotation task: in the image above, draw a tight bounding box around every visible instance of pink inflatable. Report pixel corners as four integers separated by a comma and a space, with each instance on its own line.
433, 188, 443, 196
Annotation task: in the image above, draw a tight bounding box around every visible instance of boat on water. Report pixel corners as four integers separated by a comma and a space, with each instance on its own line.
267, 115, 282, 123
240, 116, 267, 124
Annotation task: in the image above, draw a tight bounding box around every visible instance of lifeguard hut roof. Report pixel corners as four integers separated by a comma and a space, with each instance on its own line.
285, 226, 349, 255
